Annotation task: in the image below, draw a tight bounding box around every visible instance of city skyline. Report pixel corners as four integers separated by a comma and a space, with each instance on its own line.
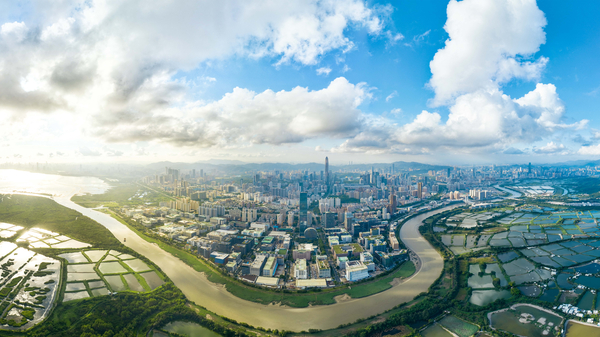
1, 0, 600, 166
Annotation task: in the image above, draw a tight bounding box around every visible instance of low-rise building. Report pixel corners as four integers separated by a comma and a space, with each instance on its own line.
332, 243, 364, 259
345, 261, 369, 282
328, 236, 340, 247
250, 255, 267, 276
295, 259, 308, 279
317, 260, 331, 278
210, 252, 229, 264
262, 256, 278, 277
292, 249, 311, 260
337, 256, 349, 269
226, 261, 237, 273
255, 276, 280, 288
340, 234, 353, 243
242, 228, 264, 237
296, 279, 327, 289
360, 252, 376, 271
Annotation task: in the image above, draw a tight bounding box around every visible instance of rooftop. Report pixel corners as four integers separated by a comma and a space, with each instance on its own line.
256, 276, 280, 286
295, 259, 307, 271
296, 279, 327, 288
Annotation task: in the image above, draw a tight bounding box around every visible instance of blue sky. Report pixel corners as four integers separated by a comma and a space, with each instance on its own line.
0, 0, 599, 165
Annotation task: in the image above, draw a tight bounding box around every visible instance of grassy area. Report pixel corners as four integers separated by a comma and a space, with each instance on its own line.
0, 195, 255, 337
338, 195, 360, 204
0, 194, 123, 250
344, 262, 416, 298
108, 210, 417, 307
560, 177, 600, 195
71, 182, 173, 208
27, 283, 188, 337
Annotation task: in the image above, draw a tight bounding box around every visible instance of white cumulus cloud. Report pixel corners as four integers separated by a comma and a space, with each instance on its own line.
428, 0, 548, 106
316, 67, 332, 76
94, 77, 372, 147
331, 0, 585, 156
578, 144, 600, 156
534, 142, 566, 154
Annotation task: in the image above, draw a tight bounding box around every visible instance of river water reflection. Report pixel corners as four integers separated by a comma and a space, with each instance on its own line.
0, 170, 455, 331
0, 169, 110, 197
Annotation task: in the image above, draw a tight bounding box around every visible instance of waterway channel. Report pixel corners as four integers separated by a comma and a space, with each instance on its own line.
0, 170, 457, 331
494, 185, 522, 199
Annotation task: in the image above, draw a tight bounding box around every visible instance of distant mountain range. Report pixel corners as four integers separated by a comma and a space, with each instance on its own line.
540, 159, 600, 167
146, 157, 600, 175
147, 160, 451, 174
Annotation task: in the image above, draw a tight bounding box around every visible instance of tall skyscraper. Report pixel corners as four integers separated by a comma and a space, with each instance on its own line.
325, 157, 329, 186
299, 192, 308, 225
417, 182, 423, 199
528, 162, 531, 174
388, 193, 397, 214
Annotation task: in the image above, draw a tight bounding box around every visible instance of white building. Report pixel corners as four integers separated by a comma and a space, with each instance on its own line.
250, 222, 270, 231
345, 261, 369, 282
262, 256, 278, 277
295, 259, 308, 279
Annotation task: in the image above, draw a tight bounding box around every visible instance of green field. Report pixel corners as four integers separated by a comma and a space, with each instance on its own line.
0, 194, 123, 250
0, 195, 264, 337
438, 315, 478, 337
560, 177, 600, 195
71, 183, 173, 208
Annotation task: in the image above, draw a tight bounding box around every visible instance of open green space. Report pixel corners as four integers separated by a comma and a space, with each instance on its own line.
0, 195, 265, 337
566, 320, 600, 337
562, 177, 600, 195
0, 195, 123, 250
71, 183, 173, 208
27, 283, 259, 337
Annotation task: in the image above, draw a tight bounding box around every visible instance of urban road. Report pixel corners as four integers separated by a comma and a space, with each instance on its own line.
55, 196, 459, 332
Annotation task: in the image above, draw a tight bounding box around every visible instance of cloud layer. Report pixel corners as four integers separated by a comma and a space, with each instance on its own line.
428, 0, 548, 106
94, 77, 371, 147
0, 0, 594, 161
0, 0, 388, 151
332, 0, 587, 156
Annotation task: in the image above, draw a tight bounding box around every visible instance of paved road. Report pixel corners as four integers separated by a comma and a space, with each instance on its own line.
54, 196, 457, 331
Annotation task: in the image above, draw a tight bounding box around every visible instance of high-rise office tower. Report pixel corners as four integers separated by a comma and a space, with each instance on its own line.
299, 192, 308, 225
417, 182, 423, 199
325, 157, 329, 187
389, 193, 397, 214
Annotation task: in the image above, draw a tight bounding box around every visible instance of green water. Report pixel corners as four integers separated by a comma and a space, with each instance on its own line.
578, 291, 595, 310
577, 276, 600, 289
490, 305, 562, 337
469, 290, 511, 306
421, 323, 453, 337
98, 261, 127, 274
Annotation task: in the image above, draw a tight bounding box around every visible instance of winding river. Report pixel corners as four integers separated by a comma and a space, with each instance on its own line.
494, 184, 522, 199
0, 170, 456, 331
